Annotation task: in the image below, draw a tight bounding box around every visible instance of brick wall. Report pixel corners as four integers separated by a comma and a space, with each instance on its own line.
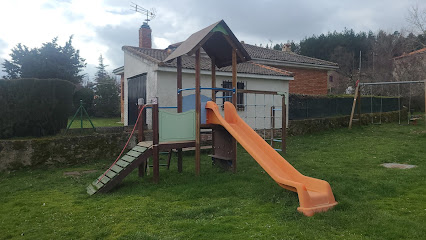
276, 66, 328, 95
139, 23, 152, 48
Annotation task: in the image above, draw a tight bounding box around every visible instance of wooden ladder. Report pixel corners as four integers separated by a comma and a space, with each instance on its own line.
87, 141, 153, 195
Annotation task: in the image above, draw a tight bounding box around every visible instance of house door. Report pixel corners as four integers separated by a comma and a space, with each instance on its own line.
128, 73, 147, 125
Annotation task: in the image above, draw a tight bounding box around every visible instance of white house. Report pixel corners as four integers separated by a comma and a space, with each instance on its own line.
115, 21, 294, 130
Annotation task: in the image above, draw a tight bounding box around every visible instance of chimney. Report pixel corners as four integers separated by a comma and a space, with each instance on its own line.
139, 22, 152, 48
282, 43, 291, 52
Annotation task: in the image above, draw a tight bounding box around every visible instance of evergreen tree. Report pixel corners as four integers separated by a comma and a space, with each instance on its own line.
2, 36, 86, 84
93, 55, 120, 117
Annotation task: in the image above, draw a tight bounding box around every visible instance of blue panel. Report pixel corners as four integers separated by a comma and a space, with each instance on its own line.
182, 94, 211, 124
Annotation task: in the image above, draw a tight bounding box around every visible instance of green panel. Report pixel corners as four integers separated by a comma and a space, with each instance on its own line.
121, 155, 135, 163
132, 146, 147, 153
105, 170, 117, 179
116, 160, 130, 168
110, 165, 123, 173
127, 150, 142, 158
87, 185, 97, 195
159, 110, 196, 142
211, 24, 229, 35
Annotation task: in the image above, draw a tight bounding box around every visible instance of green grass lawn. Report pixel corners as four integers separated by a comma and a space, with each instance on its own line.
1, 122, 425, 239
67, 117, 123, 129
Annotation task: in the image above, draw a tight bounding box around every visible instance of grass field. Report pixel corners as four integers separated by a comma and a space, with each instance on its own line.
67, 117, 123, 129
1, 122, 425, 239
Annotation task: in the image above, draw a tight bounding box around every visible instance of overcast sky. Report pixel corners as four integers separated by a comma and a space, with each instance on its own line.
0, 0, 425, 80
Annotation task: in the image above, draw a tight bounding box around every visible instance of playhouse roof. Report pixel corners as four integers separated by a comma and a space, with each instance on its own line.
163, 20, 251, 68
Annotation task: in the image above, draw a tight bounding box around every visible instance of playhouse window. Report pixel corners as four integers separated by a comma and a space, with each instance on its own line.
222, 81, 245, 110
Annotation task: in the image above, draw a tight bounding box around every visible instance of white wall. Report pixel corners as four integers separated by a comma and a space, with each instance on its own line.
123, 51, 158, 126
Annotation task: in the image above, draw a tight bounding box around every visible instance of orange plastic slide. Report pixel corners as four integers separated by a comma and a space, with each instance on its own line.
205, 101, 338, 216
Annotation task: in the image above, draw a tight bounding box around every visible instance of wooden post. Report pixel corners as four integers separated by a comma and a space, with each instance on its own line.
349, 83, 360, 129
271, 106, 275, 146
195, 49, 201, 176
137, 105, 144, 142
177, 56, 183, 172
231, 48, 237, 173
232, 48, 237, 107
424, 81, 426, 128
282, 95, 287, 154
177, 56, 183, 112
211, 57, 216, 102
138, 101, 145, 177
357, 87, 361, 126
152, 101, 160, 183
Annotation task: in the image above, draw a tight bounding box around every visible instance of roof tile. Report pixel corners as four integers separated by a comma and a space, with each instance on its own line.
123, 46, 293, 77
242, 43, 338, 67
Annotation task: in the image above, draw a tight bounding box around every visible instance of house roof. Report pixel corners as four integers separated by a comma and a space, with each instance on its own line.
123, 46, 293, 77
163, 20, 251, 68
242, 43, 338, 68
393, 47, 426, 60
167, 41, 338, 69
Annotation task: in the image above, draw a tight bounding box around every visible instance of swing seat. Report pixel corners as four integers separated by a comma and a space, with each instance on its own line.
410, 117, 420, 125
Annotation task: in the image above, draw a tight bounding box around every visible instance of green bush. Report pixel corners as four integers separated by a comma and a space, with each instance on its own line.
0, 78, 75, 139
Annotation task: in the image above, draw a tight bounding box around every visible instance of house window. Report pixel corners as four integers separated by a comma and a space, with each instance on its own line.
222, 81, 245, 110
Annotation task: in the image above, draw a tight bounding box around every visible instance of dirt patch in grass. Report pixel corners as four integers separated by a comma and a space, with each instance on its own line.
63, 170, 97, 177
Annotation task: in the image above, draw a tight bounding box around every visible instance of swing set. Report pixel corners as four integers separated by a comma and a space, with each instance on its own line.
349, 80, 426, 128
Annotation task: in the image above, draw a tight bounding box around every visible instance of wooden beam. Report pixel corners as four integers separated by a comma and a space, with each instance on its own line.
223, 34, 245, 61
177, 56, 182, 113
137, 104, 144, 177
231, 48, 237, 173
177, 56, 183, 172
238, 89, 280, 95
282, 95, 287, 153
211, 57, 216, 102
357, 87, 361, 126
195, 49, 201, 176
270, 106, 275, 146
137, 105, 144, 142
152, 102, 159, 183
232, 48, 237, 107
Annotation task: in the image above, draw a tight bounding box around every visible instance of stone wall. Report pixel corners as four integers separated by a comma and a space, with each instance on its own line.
0, 110, 405, 172
0, 131, 138, 172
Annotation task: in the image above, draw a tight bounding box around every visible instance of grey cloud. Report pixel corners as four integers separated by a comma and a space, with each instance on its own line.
95, 0, 425, 75
94, 24, 139, 71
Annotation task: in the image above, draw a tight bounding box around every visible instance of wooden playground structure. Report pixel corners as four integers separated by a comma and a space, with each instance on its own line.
87, 20, 337, 217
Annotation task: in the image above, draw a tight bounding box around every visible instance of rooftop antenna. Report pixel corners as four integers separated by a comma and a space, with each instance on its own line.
130, 2, 156, 23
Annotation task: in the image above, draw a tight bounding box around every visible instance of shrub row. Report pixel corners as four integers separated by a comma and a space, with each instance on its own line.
0, 78, 75, 139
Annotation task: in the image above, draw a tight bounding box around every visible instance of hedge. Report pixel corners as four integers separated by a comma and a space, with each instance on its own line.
0, 78, 75, 139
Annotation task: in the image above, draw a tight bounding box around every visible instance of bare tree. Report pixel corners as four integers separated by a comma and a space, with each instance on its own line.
406, 5, 426, 47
